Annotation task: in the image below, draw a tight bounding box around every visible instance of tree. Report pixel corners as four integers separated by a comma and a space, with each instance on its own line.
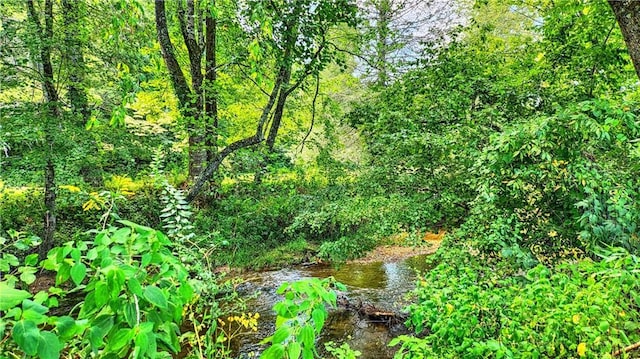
608, 0, 640, 80
356, 0, 467, 86
61, 0, 90, 123
25, 0, 60, 256
154, 0, 357, 201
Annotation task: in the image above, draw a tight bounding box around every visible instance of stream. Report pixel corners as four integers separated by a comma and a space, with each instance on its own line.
233, 254, 434, 358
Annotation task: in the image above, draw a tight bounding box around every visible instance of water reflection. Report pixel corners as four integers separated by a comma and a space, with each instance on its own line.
235, 254, 433, 359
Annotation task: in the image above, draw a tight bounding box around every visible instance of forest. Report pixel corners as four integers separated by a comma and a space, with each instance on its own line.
2, 0, 640, 358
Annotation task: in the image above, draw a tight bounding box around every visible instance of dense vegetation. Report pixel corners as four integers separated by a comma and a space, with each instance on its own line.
3, 0, 640, 358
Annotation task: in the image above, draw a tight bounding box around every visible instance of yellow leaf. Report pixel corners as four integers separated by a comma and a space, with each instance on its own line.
445, 303, 454, 315
572, 314, 580, 324
82, 199, 100, 211
60, 185, 81, 193
577, 342, 587, 357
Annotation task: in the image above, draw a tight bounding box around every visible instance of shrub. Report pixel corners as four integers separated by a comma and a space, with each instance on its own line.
393, 244, 640, 359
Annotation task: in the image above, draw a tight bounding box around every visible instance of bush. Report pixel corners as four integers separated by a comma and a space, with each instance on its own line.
467, 100, 640, 258
393, 244, 640, 358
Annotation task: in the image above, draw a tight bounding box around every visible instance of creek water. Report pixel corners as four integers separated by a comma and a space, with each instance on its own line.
233, 254, 434, 358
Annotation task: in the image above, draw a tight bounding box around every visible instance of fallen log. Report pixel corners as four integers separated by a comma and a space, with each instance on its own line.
337, 295, 407, 325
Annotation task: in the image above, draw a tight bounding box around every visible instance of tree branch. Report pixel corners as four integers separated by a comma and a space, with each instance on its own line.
186, 67, 286, 201
299, 72, 320, 152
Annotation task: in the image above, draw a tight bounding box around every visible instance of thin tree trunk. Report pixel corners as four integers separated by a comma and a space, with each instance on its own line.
62, 0, 89, 123
609, 0, 640, 80
27, 0, 60, 257
155, 0, 192, 107
205, 9, 218, 163
375, 0, 391, 87
156, 0, 209, 180
265, 67, 291, 151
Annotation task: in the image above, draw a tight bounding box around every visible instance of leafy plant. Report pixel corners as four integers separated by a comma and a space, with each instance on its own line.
392, 244, 640, 358
324, 341, 361, 359
261, 277, 346, 359
1, 221, 196, 359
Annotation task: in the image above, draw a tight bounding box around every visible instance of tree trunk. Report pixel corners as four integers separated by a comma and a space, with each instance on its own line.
27, 0, 60, 257
375, 0, 391, 87
609, 0, 640, 80
205, 10, 218, 163
62, 0, 90, 123
177, 0, 206, 179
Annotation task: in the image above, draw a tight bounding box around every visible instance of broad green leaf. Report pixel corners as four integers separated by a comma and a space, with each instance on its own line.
106, 268, 126, 297
37, 331, 62, 359
272, 326, 290, 344
124, 302, 138, 327
118, 220, 154, 235
22, 299, 49, 322
24, 253, 39, 266
299, 325, 314, 348
12, 320, 39, 355
128, 278, 143, 296
311, 308, 326, 333
178, 282, 194, 302
134, 330, 149, 356
95, 281, 109, 307
0, 282, 31, 310
112, 227, 131, 244
143, 285, 167, 309
260, 343, 285, 359
70, 262, 87, 286
19, 266, 37, 285
56, 316, 79, 339
288, 342, 302, 359
107, 328, 135, 351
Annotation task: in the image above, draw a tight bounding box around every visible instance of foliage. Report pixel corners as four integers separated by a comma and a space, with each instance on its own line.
392, 243, 640, 359
261, 277, 346, 359
324, 341, 361, 359
0, 221, 195, 359
467, 100, 640, 259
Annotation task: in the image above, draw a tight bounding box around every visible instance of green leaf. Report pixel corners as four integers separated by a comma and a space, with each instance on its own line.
112, 227, 131, 244
106, 267, 126, 297
37, 331, 62, 359
24, 253, 39, 266
299, 325, 314, 348
128, 278, 143, 296
134, 329, 150, 356
260, 343, 285, 359
143, 285, 167, 309
56, 316, 78, 339
0, 282, 31, 310
288, 342, 302, 359
272, 326, 290, 344
178, 282, 194, 303
311, 307, 326, 333
70, 262, 87, 286
12, 320, 39, 355
108, 328, 135, 351
118, 220, 154, 235
95, 281, 109, 307
124, 302, 137, 327
19, 266, 37, 285
22, 305, 48, 323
